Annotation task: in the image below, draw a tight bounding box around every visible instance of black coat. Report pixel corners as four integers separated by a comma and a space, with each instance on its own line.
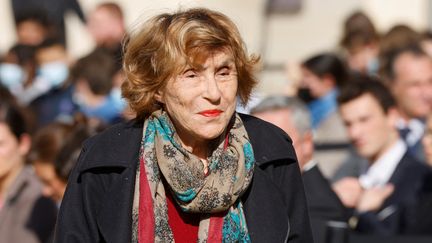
54, 114, 313, 243
405, 170, 432, 234
303, 165, 348, 243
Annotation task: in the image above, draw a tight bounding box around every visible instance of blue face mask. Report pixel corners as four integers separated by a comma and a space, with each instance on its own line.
0, 63, 25, 88
74, 90, 125, 124
366, 57, 379, 75
38, 61, 69, 87
109, 87, 127, 111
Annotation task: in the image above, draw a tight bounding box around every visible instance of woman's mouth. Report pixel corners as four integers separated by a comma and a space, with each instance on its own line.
198, 109, 223, 117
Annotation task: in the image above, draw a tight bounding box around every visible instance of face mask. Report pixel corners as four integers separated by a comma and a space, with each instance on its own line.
0, 63, 25, 88
109, 87, 127, 111
79, 98, 121, 123
297, 87, 316, 103
366, 57, 379, 75
38, 61, 69, 88
73, 90, 124, 124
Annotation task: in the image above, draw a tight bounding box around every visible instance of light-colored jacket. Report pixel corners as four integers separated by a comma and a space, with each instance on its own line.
0, 166, 57, 243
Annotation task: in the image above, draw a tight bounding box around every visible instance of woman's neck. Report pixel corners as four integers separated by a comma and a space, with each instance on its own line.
171, 121, 210, 161
180, 140, 209, 161
178, 138, 210, 174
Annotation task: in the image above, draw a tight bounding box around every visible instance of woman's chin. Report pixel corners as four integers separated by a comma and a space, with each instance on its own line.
191, 126, 226, 142
198, 131, 224, 141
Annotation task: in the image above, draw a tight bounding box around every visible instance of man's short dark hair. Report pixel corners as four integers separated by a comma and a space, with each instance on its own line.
379, 44, 428, 82
302, 53, 349, 87
337, 74, 396, 113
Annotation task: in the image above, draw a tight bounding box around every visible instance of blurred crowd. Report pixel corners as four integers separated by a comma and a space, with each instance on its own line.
1, 1, 432, 243
0, 1, 130, 242
252, 10, 432, 243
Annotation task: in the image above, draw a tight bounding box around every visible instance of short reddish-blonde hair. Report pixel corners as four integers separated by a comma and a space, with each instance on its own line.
122, 8, 259, 120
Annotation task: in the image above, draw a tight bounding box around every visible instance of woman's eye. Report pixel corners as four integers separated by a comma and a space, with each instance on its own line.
217, 68, 230, 76
184, 71, 197, 78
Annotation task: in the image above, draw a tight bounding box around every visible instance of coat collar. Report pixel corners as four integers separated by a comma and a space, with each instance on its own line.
239, 113, 297, 165
75, 121, 143, 243
78, 120, 143, 172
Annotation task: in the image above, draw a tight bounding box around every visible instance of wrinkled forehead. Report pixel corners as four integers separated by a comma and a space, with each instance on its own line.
180, 46, 234, 71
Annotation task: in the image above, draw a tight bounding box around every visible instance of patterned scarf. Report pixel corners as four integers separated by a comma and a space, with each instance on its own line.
132, 110, 255, 242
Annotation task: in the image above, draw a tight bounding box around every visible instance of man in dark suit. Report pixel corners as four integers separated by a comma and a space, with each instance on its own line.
252, 95, 348, 243
334, 75, 430, 235
404, 114, 432, 235
380, 44, 432, 163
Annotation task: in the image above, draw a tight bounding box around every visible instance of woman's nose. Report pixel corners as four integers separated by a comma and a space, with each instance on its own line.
202, 75, 222, 102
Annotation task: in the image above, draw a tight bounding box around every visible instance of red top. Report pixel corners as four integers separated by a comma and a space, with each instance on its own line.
165, 134, 229, 242
166, 192, 200, 243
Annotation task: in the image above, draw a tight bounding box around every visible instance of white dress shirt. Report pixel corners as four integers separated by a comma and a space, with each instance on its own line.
359, 139, 407, 189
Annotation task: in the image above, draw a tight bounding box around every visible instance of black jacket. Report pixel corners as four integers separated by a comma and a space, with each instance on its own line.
54, 114, 313, 243
355, 152, 430, 234
303, 165, 348, 243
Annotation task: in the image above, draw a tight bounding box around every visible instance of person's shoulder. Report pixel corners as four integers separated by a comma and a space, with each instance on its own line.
77, 119, 143, 171
400, 152, 429, 171
85, 119, 141, 145
240, 113, 292, 142
397, 151, 432, 181
240, 113, 296, 165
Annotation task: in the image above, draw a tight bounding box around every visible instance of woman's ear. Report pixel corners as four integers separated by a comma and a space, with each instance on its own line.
154, 90, 164, 104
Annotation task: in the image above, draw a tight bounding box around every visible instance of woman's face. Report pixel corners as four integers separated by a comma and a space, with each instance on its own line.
155, 50, 238, 149
301, 67, 331, 98
0, 123, 29, 181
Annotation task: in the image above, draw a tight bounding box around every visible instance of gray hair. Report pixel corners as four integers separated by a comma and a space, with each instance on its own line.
251, 95, 311, 135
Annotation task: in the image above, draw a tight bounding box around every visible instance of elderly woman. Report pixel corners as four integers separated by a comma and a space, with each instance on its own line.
55, 8, 312, 243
